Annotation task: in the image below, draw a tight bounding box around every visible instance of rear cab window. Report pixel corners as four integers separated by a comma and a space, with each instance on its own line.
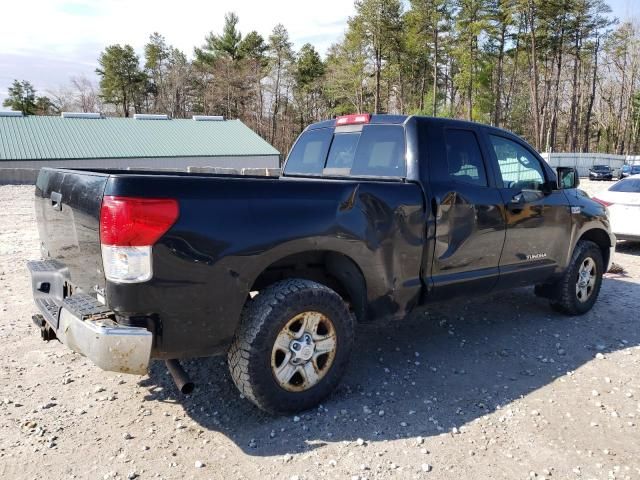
284, 124, 406, 179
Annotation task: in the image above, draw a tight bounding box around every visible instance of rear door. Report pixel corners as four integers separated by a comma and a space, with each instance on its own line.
35, 168, 108, 295
425, 123, 506, 298
484, 133, 572, 287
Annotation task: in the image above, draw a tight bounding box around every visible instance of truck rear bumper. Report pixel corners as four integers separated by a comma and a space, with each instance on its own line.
27, 260, 152, 375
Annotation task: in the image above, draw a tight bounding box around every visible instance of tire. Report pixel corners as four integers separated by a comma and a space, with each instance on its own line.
228, 279, 354, 414
550, 240, 604, 315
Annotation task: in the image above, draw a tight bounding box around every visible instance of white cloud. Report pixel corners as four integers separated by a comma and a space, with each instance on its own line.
0, 0, 355, 103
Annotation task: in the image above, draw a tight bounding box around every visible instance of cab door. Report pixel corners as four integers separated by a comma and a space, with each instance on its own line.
425, 124, 506, 299
484, 133, 572, 288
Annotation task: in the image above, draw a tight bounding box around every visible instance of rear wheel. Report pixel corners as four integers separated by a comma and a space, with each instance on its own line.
550, 240, 604, 315
228, 279, 354, 414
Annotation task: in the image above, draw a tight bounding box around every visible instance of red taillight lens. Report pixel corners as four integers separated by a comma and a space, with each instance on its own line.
336, 113, 370, 126
100, 196, 179, 246
592, 197, 613, 207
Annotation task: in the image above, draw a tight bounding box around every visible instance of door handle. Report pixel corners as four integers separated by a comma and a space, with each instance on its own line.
50, 191, 62, 211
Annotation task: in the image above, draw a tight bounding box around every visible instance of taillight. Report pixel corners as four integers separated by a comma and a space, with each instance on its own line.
336, 113, 370, 126
592, 197, 613, 207
100, 196, 179, 283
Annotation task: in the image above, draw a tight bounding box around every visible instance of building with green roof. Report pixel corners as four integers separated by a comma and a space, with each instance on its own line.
0, 112, 280, 171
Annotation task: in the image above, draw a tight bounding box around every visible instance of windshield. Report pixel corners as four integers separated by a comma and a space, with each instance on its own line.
632, 165, 640, 174
610, 178, 640, 193
284, 125, 407, 178
592, 165, 609, 171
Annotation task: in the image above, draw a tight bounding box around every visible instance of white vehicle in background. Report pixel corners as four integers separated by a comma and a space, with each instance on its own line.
594, 175, 640, 242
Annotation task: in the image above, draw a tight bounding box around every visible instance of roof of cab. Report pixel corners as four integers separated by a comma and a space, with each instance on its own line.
306, 114, 408, 130
305, 115, 523, 138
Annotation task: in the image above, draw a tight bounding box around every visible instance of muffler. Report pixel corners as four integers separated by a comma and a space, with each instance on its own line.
165, 359, 194, 394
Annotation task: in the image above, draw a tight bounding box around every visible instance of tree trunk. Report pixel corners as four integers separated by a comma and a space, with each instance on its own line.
547, 22, 565, 152
527, 2, 542, 149
504, 21, 523, 129
270, 58, 282, 144
493, 24, 506, 127
468, 36, 474, 121
432, 25, 438, 116
568, 32, 582, 152
582, 36, 600, 153
418, 70, 426, 112
122, 90, 129, 118
615, 49, 629, 154
374, 46, 382, 114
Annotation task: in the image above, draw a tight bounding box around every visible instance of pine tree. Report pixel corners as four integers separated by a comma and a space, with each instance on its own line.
96, 45, 146, 117
353, 0, 403, 113
267, 24, 294, 148
2, 80, 38, 115
195, 12, 243, 65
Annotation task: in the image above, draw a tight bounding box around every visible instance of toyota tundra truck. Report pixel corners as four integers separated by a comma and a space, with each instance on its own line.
28, 114, 615, 414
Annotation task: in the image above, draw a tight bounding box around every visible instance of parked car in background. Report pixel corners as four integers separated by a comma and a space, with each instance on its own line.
594, 175, 640, 242
619, 164, 640, 179
589, 164, 614, 181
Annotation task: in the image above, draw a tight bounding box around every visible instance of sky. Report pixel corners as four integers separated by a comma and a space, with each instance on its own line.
0, 0, 355, 105
0, 0, 635, 107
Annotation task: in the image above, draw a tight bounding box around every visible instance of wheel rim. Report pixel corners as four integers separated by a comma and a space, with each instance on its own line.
576, 257, 597, 303
271, 311, 337, 392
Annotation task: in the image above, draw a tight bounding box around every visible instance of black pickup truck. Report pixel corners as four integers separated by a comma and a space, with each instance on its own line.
28, 114, 615, 413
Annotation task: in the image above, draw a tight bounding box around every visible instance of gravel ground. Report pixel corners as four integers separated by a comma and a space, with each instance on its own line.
1, 180, 639, 480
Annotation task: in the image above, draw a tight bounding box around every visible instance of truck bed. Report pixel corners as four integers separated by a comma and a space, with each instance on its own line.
33, 167, 426, 358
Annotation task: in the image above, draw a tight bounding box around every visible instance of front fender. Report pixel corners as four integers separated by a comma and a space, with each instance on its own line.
565, 188, 615, 270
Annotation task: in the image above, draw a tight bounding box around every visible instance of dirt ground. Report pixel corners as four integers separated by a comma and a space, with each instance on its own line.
1, 180, 639, 480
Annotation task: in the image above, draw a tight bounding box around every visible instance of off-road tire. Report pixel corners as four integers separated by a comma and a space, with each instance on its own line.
228, 279, 354, 414
550, 240, 604, 315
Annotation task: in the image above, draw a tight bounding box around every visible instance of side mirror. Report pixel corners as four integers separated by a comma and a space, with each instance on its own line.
556, 167, 579, 189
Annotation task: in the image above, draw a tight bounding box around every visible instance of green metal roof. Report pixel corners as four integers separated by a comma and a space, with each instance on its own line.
0, 115, 280, 160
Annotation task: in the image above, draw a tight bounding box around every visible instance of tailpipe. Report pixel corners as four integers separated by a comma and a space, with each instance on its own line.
165, 359, 194, 394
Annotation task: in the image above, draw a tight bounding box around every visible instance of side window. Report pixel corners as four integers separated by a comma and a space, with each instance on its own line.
489, 135, 546, 190
444, 129, 488, 186
284, 128, 332, 175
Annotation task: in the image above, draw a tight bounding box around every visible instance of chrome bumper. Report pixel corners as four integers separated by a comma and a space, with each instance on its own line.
55, 308, 152, 374
27, 260, 152, 375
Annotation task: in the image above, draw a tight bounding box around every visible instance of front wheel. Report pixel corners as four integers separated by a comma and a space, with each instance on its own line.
228, 279, 354, 414
550, 240, 604, 315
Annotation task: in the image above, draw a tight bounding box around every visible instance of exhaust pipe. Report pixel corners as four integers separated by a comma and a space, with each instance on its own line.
165, 359, 194, 394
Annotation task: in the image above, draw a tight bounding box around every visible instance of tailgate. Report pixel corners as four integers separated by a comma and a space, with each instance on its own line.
35, 168, 108, 295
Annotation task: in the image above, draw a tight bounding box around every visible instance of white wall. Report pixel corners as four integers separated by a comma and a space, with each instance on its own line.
541, 152, 640, 177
